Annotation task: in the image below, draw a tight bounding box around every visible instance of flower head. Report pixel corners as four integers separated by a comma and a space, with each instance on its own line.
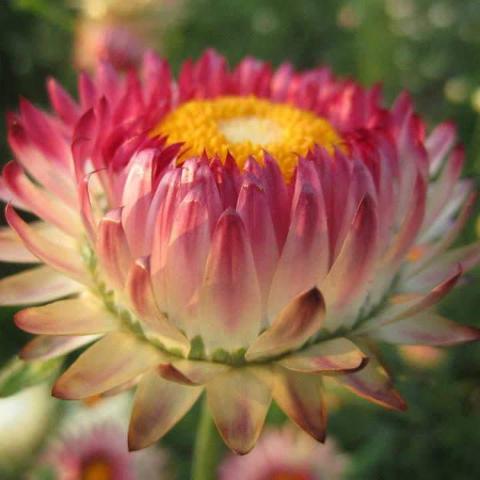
1, 49, 479, 453
39, 423, 167, 480
34, 395, 168, 480
219, 425, 348, 480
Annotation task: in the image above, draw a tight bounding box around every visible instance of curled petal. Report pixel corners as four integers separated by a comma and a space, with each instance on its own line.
0, 266, 81, 306
207, 367, 272, 454
128, 370, 202, 451
15, 296, 117, 335
273, 367, 327, 442
246, 288, 325, 362
52, 332, 164, 399
278, 338, 367, 373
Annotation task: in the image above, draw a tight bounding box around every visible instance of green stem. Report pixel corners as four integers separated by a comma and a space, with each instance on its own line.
191, 396, 219, 480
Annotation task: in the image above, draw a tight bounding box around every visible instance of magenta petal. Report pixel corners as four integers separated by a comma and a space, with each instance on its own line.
96, 208, 132, 290
125, 257, 190, 355
198, 210, 262, 352
6, 205, 88, 284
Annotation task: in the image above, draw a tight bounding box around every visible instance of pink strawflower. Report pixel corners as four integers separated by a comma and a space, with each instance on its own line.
1, 49, 479, 453
40, 422, 167, 480
219, 426, 347, 480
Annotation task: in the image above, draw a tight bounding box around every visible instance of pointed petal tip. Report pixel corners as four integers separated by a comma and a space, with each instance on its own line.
51, 381, 69, 400
245, 287, 325, 362
127, 428, 153, 452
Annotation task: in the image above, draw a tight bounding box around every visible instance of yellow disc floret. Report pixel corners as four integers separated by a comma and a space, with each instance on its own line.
81, 459, 113, 480
150, 96, 344, 178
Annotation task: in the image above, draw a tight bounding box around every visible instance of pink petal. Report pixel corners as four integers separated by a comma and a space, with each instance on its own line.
320, 195, 378, 329
8, 111, 76, 206
157, 359, 229, 385
198, 210, 262, 352
162, 186, 212, 336
246, 288, 325, 362
125, 257, 191, 356
382, 173, 426, 265
423, 146, 464, 231
360, 268, 462, 332
128, 370, 202, 450
52, 332, 164, 399
333, 358, 407, 411
20, 334, 100, 361
425, 121, 456, 176
405, 242, 480, 292
207, 367, 272, 454
278, 337, 367, 373
3, 162, 81, 236
273, 367, 327, 441
406, 191, 476, 277
121, 150, 154, 258
96, 208, 132, 290
46, 77, 80, 127
370, 311, 480, 346
15, 296, 117, 335
6, 205, 88, 284
0, 224, 39, 263
237, 175, 279, 310
0, 266, 81, 306
267, 169, 328, 318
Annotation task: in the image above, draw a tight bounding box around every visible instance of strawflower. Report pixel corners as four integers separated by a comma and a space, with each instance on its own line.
219, 425, 347, 480
31, 394, 168, 480
1, 50, 479, 458
37, 423, 168, 480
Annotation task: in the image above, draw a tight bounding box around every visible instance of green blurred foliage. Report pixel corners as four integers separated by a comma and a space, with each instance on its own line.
1, 0, 480, 479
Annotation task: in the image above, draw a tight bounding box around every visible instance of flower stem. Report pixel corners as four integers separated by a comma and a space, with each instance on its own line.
191, 395, 219, 480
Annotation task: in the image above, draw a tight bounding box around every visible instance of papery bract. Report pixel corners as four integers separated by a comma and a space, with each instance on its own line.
1, 49, 479, 454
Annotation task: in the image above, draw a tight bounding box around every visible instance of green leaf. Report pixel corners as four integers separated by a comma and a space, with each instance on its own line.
0, 356, 62, 398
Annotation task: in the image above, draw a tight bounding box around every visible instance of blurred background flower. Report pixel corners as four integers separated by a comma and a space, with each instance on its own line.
219, 425, 348, 480
29, 394, 171, 480
72, 0, 184, 70
0, 384, 53, 473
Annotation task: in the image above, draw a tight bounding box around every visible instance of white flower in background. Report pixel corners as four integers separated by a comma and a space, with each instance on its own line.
0, 384, 53, 468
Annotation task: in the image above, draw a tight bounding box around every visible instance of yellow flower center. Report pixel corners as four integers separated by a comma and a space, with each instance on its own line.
81, 459, 113, 480
151, 96, 343, 178
270, 470, 312, 480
